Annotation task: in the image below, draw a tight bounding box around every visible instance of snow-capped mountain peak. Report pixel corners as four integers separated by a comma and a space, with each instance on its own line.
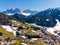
2, 8, 38, 16
21, 11, 30, 16
6, 13, 14, 15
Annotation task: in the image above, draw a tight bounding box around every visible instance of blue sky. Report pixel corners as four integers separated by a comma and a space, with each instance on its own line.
0, 0, 60, 11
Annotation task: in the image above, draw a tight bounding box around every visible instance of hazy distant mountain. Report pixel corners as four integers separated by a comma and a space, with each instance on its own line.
23, 9, 38, 15
2, 8, 38, 16
26, 8, 60, 27
2, 8, 38, 23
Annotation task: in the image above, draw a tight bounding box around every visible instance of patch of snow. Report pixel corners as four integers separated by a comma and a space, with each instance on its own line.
46, 27, 58, 36
31, 38, 37, 41
46, 19, 50, 21
21, 43, 27, 45
11, 27, 17, 30
32, 30, 36, 33
21, 36, 26, 39
46, 19, 60, 37
21, 35, 28, 39
21, 11, 30, 16
2, 25, 17, 36
7, 13, 14, 15
1, 42, 5, 45
2, 25, 14, 32
13, 31, 17, 36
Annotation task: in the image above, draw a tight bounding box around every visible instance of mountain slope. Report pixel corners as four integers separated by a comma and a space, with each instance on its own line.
12, 13, 26, 23
0, 13, 16, 25
23, 9, 38, 15
26, 8, 60, 27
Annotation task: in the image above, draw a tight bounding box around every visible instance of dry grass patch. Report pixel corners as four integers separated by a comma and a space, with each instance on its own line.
11, 40, 22, 45
0, 25, 15, 39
